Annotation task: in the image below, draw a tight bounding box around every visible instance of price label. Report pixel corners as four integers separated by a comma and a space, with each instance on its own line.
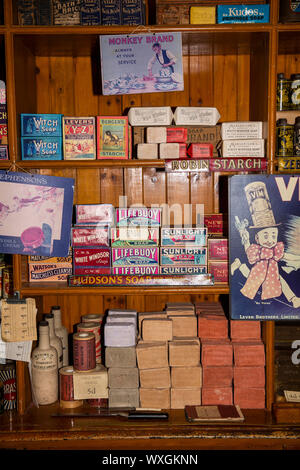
73, 367, 108, 400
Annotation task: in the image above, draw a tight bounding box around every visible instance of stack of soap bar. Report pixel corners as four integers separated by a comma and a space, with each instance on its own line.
197, 301, 232, 405
173, 107, 221, 126
197, 309, 228, 339
231, 320, 265, 409
165, 302, 197, 338
169, 339, 201, 409
164, 302, 201, 408
104, 309, 139, 408
137, 308, 171, 409
221, 121, 265, 158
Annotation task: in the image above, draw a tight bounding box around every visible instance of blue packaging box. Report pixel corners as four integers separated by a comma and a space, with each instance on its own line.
217, 4, 270, 23
21, 114, 63, 137
21, 136, 63, 160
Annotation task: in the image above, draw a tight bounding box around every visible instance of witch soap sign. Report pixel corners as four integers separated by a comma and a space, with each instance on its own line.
229, 175, 300, 320
99, 32, 184, 95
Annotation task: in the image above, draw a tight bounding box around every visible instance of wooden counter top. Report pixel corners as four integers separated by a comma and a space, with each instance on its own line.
1, 404, 300, 450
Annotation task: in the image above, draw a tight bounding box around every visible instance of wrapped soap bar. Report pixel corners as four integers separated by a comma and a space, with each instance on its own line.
159, 143, 186, 159
221, 121, 264, 140
137, 143, 158, 159
146, 127, 167, 143
174, 107, 221, 126
111, 226, 159, 246
187, 143, 213, 158
104, 322, 137, 347
75, 204, 114, 225
128, 107, 173, 126
222, 139, 265, 157
71, 226, 110, 247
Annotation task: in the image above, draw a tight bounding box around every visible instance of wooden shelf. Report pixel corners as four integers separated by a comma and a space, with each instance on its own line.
17, 159, 166, 169
20, 282, 229, 296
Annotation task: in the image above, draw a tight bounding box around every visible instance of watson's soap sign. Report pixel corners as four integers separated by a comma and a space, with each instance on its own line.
0, 171, 74, 256
100, 32, 184, 95
229, 174, 300, 320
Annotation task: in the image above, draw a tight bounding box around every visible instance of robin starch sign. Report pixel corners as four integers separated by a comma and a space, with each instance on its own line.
229, 174, 300, 320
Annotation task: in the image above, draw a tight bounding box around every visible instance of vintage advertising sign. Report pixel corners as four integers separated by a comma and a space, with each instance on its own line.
229, 174, 300, 320
164, 158, 268, 173
99, 32, 184, 95
0, 170, 74, 256
68, 273, 213, 287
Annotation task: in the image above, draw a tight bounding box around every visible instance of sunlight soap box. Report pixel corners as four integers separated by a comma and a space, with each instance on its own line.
160, 247, 207, 266
161, 227, 207, 246
63, 117, 96, 160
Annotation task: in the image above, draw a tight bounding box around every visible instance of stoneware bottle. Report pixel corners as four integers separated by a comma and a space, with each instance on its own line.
51, 306, 69, 367
31, 321, 58, 405
44, 313, 63, 369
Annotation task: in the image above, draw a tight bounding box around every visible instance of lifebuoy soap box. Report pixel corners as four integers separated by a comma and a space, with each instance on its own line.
217, 4, 270, 24
116, 207, 162, 226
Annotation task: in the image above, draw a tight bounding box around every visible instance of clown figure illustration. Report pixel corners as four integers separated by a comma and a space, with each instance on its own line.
230, 178, 300, 316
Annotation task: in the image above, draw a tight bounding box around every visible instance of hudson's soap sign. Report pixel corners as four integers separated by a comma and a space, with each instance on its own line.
99, 32, 184, 95
229, 175, 300, 320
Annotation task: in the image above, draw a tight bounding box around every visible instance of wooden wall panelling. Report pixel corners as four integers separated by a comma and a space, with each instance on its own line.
124, 167, 143, 206
126, 295, 145, 313
214, 53, 238, 121
166, 171, 190, 226
76, 169, 101, 204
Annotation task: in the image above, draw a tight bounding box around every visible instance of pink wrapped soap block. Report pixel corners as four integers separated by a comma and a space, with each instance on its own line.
230, 320, 261, 341
198, 314, 228, 339
201, 387, 232, 405
234, 387, 265, 409
233, 366, 265, 388
233, 341, 265, 366
201, 339, 233, 366
202, 366, 233, 388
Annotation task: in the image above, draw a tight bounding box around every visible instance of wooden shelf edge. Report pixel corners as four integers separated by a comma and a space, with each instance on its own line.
20, 282, 229, 296
16, 159, 165, 169
9, 24, 274, 35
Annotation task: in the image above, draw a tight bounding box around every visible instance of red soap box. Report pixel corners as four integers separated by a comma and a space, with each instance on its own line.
201, 339, 233, 366
166, 127, 187, 143
187, 143, 213, 158
73, 248, 111, 268
233, 341, 265, 366
71, 226, 110, 247
208, 261, 228, 284
202, 387, 232, 405
208, 238, 228, 261
204, 213, 225, 236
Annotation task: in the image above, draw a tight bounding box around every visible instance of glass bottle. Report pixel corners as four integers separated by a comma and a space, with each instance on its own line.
31, 321, 58, 405
44, 313, 63, 369
51, 306, 69, 367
